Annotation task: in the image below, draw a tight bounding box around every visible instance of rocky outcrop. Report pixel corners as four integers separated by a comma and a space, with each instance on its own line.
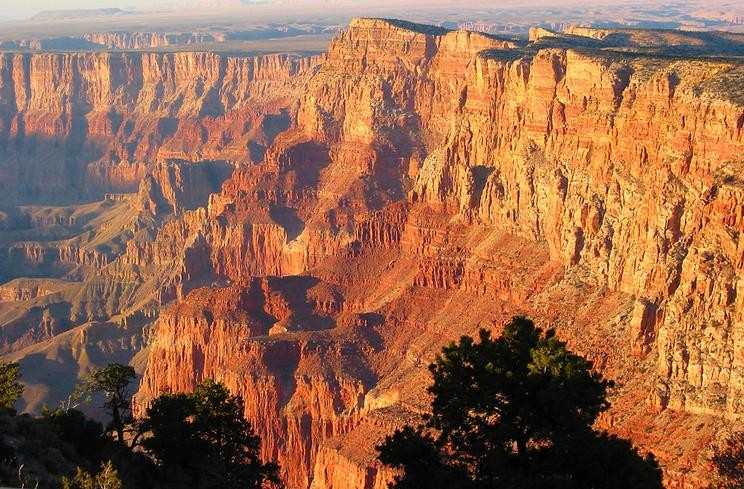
0, 26, 333, 53
0, 279, 68, 302
135, 159, 234, 215
134, 21, 740, 489
136, 280, 371, 489
82, 32, 226, 50
135, 19, 744, 488
138, 19, 744, 487
0, 242, 111, 277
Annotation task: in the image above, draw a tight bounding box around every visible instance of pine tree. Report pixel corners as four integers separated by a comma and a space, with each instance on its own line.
76, 364, 136, 445
378, 316, 663, 489
140, 380, 279, 488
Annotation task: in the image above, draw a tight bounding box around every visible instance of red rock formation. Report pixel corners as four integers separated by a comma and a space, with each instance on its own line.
0, 50, 321, 205
136, 280, 369, 489
132, 19, 744, 488
0, 17, 741, 489
82, 32, 226, 50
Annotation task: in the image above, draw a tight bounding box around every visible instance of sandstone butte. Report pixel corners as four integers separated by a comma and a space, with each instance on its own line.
0, 17, 743, 489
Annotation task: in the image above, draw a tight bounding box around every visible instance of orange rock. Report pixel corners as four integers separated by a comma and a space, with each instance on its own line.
137, 20, 744, 486
3, 18, 744, 489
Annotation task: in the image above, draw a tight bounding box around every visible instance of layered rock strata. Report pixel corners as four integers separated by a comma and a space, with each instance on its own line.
0, 17, 742, 489
135, 18, 744, 489
0, 50, 321, 205
0, 49, 322, 416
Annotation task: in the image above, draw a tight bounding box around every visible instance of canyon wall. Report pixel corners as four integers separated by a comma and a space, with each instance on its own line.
134, 18, 744, 489
0, 17, 741, 489
0, 48, 322, 417
82, 32, 227, 50
0, 49, 321, 205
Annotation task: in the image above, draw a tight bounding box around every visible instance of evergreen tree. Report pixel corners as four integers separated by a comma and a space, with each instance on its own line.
43, 407, 109, 467
140, 380, 279, 489
378, 316, 663, 489
77, 364, 136, 445
0, 363, 151, 489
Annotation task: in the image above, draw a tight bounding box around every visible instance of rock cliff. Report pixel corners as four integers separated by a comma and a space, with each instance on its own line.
0, 48, 321, 416
1, 18, 743, 489
133, 18, 744, 489
82, 32, 226, 50
0, 50, 321, 205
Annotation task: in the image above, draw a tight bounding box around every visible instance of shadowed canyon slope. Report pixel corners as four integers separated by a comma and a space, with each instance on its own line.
0, 48, 321, 413
2, 17, 744, 489
0, 50, 320, 205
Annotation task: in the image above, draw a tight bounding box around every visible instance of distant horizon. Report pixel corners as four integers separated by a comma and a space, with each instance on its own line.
0, 0, 741, 39
0, 0, 676, 22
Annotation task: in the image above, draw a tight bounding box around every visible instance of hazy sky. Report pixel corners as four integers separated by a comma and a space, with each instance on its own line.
1, 1, 160, 19
0, 0, 647, 20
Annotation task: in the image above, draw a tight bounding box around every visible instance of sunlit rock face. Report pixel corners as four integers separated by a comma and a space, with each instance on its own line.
2, 17, 743, 489
132, 18, 744, 489
0, 50, 321, 205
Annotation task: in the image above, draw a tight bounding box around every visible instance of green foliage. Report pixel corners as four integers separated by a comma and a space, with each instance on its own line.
140, 380, 279, 489
0, 410, 80, 488
0, 363, 154, 489
77, 364, 136, 444
1, 363, 277, 489
42, 405, 155, 487
712, 431, 744, 489
0, 380, 95, 488
43, 408, 108, 465
378, 316, 663, 489
378, 426, 471, 489
61, 461, 123, 489
0, 361, 23, 411
139, 392, 198, 485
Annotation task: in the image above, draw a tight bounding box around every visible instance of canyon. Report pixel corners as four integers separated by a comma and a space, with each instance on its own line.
1, 17, 744, 489
0, 27, 335, 52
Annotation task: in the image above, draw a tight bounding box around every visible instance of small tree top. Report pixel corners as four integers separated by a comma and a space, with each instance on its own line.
84, 364, 136, 405
0, 361, 23, 411
140, 379, 279, 489
427, 316, 611, 454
